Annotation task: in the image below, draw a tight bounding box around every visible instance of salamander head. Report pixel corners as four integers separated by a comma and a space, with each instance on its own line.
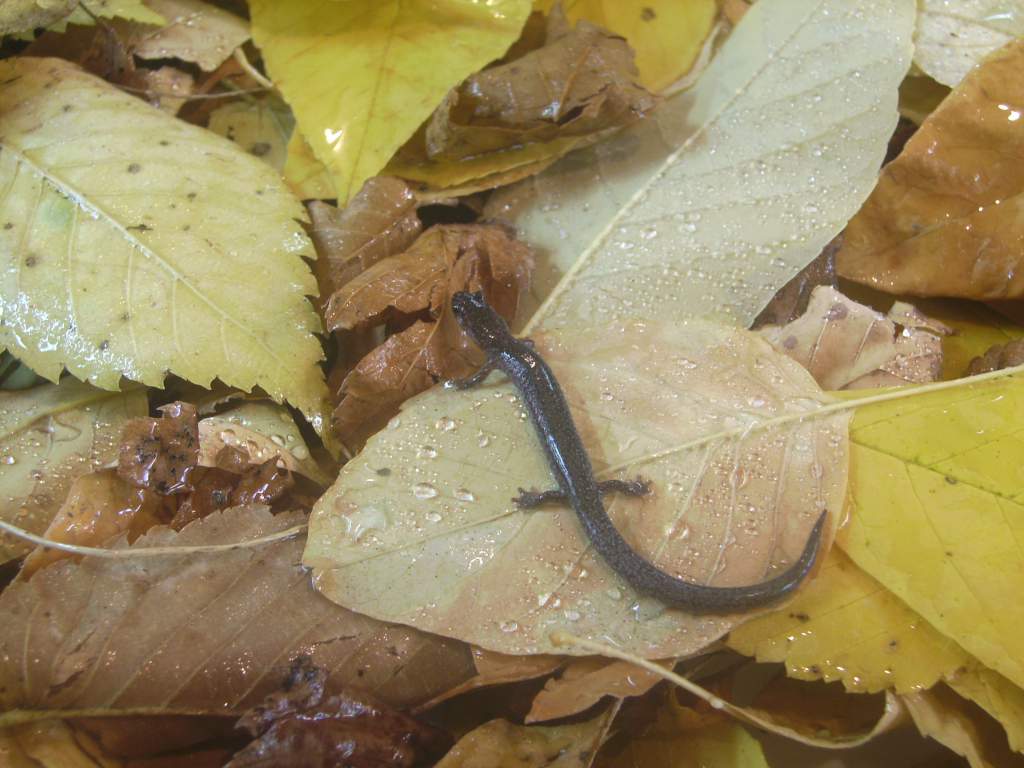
452, 291, 512, 351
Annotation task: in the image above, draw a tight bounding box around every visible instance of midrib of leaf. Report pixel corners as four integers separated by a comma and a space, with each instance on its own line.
522, 0, 822, 335
600, 364, 1024, 478
3, 385, 141, 438
5, 144, 293, 375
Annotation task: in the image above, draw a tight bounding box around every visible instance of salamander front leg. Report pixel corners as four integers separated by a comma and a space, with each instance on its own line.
445, 359, 498, 390
514, 477, 651, 508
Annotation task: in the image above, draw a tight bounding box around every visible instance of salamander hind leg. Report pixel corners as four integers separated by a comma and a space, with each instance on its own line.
445, 359, 498, 390
513, 477, 652, 508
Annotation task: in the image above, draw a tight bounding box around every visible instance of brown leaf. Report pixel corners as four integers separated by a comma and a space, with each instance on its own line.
118, 401, 199, 495
527, 657, 665, 723
751, 235, 838, 328
327, 225, 532, 450
422, 13, 656, 162
968, 339, 1024, 375
0, 507, 475, 718
227, 657, 450, 768
309, 177, 421, 303
759, 286, 950, 390
836, 38, 1024, 300
419, 648, 565, 710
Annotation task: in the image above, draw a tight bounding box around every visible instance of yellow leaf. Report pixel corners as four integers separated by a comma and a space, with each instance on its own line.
728, 548, 970, 694
66, 0, 163, 25
595, 700, 768, 768
0, 379, 147, 564
914, 0, 1024, 87
250, 0, 531, 204
208, 97, 293, 173
0, 58, 328, 428
534, 0, 718, 92
950, 665, 1024, 752
915, 299, 1024, 380
841, 374, 1024, 690
837, 38, 1024, 300
305, 320, 848, 657
283, 131, 335, 200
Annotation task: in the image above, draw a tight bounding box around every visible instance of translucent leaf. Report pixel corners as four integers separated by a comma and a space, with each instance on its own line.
0, 58, 328, 428
305, 320, 848, 656
207, 97, 293, 172
914, 0, 1024, 87
0, 379, 147, 563
489, 0, 914, 331
250, 0, 531, 203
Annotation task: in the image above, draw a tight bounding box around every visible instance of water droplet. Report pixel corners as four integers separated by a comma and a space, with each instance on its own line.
454, 488, 475, 502
435, 417, 456, 432
417, 445, 438, 460
1, 455, 15, 465
292, 445, 310, 460
563, 609, 581, 622
425, 511, 443, 523
387, 416, 401, 430
412, 482, 438, 499
606, 587, 622, 601
499, 620, 519, 633
477, 433, 490, 448
270, 434, 286, 447
600, 391, 614, 402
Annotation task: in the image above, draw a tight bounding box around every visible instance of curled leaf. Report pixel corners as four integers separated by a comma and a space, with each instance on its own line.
207, 98, 292, 172
837, 38, 1024, 300
305, 320, 848, 657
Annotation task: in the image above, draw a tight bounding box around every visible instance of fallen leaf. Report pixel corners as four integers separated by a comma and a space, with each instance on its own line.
915, 299, 1024, 379
421, 648, 564, 709
119, 401, 199, 495
0, 58, 329, 428
129, 65, 195, 114
595, 697, 768, 768
527, 657, 665, 722
949, 665, 1024, 753
250, 0, 531, 203
283, 132, 335, 200
197, 401, 329, 486
913, 0, 1024, 87
837, 38, 1024, 300
968, 339, 1024, 375
227, 657, 450, 768
422, 14, 655, 162
0, 507, 475, 720
750, 236, 838, 328
759, 286, 949, 390
305, 320, 848, 656
308, 177, 422, 302
898, 74, 950, 125
903, 685, 1024, 768
113, 0, 250, 72
0, 720, 122, 768
0, 379, 147, 563
70, 716, 237, 765
63, 0, 164, 28
533, 0, 718, 93
207, 97, 292, 172
841, 373, 1024, 691
727, 548, 970, 695
435, 706, 616, 768
326, 224, 533, 450
487, 0, 914, 330
0, 0, 161, 35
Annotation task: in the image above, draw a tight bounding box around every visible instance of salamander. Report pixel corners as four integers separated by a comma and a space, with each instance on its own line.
449, 291, 825, 613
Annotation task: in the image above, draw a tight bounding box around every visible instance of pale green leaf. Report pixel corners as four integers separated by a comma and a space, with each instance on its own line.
0, 58, 328, 428
305, 320, 848, 656
914, 0, 1024, 87
487, 0, 914, 332
0, 378, 147, 563
249, 0, 532, 204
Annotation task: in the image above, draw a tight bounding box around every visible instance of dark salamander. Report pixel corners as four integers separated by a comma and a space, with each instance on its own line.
449, 291, 826, 613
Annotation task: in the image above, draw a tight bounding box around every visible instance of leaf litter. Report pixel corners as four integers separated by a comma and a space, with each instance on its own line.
2, 0, 1024, 763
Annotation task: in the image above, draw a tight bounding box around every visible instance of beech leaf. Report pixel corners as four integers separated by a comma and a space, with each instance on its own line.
836, 38, 1024, 300
305, 320, 848, 656
914, 0, 1024, 87
0, 506, 475, 721
841, 374, 1024, 691
249, 0, 532, 204
0, 58, 329, 428
0, 379, 147, 563
488, 0, 914, 330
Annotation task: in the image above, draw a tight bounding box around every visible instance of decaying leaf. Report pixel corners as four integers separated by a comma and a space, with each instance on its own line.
913, 0, 1024, 87
842, 374, 1024, 691
949, 665, 1024, 753
527, 657, 665, 723
968, 339, 1024, 375
595, 697, 768, 768
750, 237, 838, 328
0, 379, 147, 563
533, 0, 718, 92
435, 706, 616, 768
727, 548, 970, 694
0, 58, 329, 427
0, 507, 475, 720
112, 0, 249, 72
0, 719, 122, 768
915, 299, 1024, 379
327, 224, 533, 450
208, 98, 292, 172
759, 286, 949, 390
119, 401, 198, 495
249, 0, 531, 203
309, 177, 422, 302
228, 657, 450, 768
488, 0, 914, 330
837, 38, 1024, 300
422, 14, 655, 162
903, 685, 1024, 768
305, 320, 848, 656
